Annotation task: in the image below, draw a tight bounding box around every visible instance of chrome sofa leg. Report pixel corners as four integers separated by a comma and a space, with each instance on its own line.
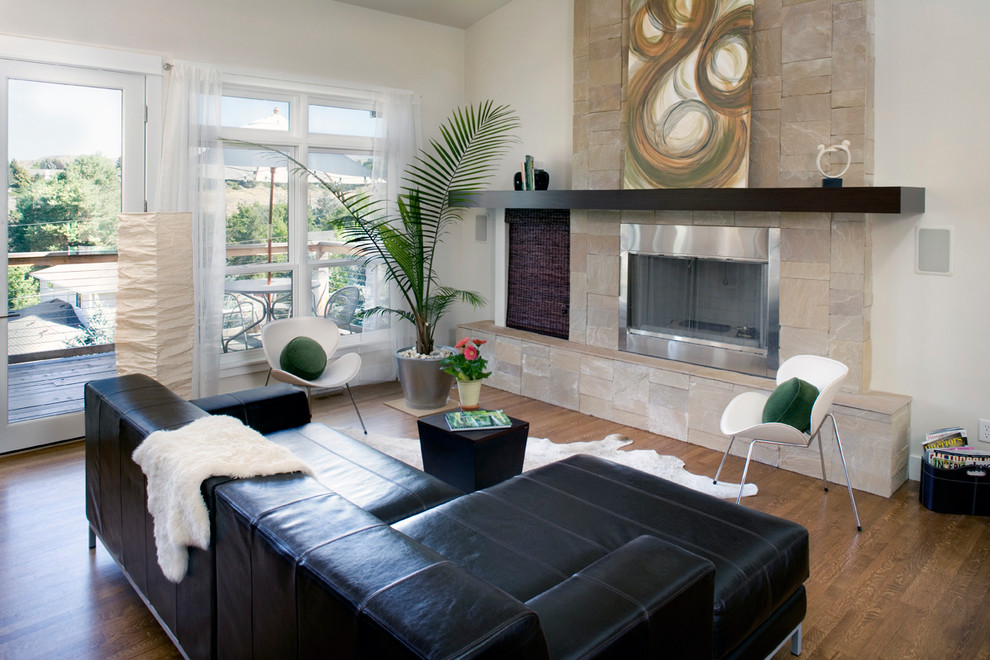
790, 623, 802, 656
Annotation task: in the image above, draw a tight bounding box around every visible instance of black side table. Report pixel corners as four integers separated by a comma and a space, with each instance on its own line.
417, 412, 529, 492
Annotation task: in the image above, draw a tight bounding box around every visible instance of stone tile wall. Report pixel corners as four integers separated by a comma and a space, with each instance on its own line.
481, 0, 909, 496
463, 321, 910, 498
571, 0, 876, 392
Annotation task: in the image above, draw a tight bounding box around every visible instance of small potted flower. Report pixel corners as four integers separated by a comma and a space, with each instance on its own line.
440, 337, 491, 410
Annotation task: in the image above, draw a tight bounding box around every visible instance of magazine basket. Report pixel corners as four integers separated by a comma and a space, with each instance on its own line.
920, 460, 990, 516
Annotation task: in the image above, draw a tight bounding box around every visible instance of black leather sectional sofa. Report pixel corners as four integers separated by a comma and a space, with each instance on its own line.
85, 374, 809, 659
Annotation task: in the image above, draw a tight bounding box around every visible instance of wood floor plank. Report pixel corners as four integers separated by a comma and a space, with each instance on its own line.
2, 381, 987, 659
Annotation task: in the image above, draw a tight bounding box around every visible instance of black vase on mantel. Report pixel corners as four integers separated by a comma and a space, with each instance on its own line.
513, 169, 550, 190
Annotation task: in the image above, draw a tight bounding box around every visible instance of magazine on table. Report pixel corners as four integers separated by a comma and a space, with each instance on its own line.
445, 409, 512, 431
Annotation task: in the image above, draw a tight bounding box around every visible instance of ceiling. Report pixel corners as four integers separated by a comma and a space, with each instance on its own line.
333, 0, 514, 29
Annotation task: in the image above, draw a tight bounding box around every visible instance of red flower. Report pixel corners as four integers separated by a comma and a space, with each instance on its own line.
440, 337, 491, 381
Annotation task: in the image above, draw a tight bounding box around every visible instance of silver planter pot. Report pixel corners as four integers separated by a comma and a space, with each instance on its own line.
395, 347, 454, 409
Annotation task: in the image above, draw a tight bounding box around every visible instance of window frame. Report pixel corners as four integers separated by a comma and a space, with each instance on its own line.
219, 78, 379, 369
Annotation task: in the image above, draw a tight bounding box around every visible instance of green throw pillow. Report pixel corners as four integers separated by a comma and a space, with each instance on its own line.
279, 336, 327, 381
762, 377, 819, 432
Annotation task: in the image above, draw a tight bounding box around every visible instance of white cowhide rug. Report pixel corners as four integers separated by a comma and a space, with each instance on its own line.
334, 428, 757, 500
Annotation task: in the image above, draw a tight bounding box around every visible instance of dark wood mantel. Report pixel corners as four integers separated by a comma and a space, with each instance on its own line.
462, 186, 925, 214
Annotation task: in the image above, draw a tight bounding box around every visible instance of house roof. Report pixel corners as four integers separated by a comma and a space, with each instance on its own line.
7, 299, 86, 355
32, 262, 117, 295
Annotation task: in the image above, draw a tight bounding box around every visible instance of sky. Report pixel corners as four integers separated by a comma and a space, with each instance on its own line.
6, 80, 377, 163
7, 79, 122, 161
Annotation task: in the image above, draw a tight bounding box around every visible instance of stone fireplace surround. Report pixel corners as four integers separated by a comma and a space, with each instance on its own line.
460, 319, 908, 498
462, 0, 912, 498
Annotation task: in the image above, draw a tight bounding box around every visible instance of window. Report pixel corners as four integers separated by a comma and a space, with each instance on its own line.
219, 82, 383, 359
221, 95, 290, 131
1, 45, 154, 447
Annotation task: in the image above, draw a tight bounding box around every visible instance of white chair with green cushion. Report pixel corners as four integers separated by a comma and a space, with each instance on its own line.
713, 354, 861, 530
260, 317, 366, 434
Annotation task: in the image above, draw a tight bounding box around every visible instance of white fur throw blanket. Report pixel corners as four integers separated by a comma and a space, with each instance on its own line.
132, 415, 312, 583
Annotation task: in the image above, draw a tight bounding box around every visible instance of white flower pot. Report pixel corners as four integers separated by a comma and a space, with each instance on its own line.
456, 379, 483, 410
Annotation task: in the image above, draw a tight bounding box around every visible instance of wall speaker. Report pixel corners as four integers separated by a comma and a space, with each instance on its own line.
915, 226, 953, 275
475, 214, 489, 242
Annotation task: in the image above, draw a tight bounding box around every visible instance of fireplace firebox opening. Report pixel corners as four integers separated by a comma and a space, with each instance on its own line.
620, 224, 780, 377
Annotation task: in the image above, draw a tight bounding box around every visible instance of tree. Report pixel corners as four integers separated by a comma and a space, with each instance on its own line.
36, 157, 65, 170
8, 160, 31, 191
7, 266, 40, 311
225, 200, 289, 266
7, 153, 120, 253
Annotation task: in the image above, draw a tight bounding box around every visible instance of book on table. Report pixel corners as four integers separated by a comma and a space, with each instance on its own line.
445, 410, 512, 431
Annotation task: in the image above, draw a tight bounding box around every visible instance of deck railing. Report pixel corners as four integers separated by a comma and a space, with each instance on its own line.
7, 241, 357, 362
8, 240, 350, 267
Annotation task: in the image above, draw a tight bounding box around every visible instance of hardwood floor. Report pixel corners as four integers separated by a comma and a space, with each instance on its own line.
1, 381, 987, 659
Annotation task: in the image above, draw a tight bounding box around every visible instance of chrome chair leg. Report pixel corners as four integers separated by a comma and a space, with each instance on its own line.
345, 384, 367, 434
829, 413, 863, 532
737, 441, 759, 504
816, 429, 829, 492
713, 435, 736, 485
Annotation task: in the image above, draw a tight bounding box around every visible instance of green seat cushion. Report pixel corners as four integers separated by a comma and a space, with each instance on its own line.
762, 377, 819, 433
279, 336, 327, 381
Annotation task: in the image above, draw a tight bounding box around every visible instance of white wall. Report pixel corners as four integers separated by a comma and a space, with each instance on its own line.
0, 0, 466, 136
430, 0, 574, 346
465, 0, 575, 190
873, 0, 990, 476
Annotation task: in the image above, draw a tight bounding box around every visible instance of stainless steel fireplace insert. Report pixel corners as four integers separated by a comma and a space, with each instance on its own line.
619, 224, 780, 377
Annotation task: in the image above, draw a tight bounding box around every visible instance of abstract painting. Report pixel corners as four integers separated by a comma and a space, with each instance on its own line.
625, 0, 754, 189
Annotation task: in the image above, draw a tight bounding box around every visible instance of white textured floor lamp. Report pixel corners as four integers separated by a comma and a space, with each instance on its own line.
115, 212, 195, 398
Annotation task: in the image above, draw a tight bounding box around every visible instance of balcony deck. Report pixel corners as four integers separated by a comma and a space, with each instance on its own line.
8, 353, 116, 424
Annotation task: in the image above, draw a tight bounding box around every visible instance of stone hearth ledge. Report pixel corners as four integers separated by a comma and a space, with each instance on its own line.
458, 321, 910, 498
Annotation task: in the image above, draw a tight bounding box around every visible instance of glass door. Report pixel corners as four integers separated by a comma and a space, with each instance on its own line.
1, 60, 145, 452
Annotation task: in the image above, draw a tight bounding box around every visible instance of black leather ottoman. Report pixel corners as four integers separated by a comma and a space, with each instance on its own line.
395, 454, 809, 659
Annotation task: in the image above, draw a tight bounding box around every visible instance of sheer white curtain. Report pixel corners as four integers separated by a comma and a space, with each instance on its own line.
353, 90, 420, 383
156, 63, 225, 397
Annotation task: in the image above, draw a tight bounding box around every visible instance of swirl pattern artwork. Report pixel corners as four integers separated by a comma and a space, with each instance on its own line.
625, 0, 754, 189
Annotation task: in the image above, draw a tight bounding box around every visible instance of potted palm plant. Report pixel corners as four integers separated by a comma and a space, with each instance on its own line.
249, 101, 519, 408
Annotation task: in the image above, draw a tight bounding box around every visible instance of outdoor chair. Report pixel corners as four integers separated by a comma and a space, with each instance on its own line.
713, 354, 862, 531
323, 285, 363, 333
260, 317, 366, 433
221, 293, 259, 353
